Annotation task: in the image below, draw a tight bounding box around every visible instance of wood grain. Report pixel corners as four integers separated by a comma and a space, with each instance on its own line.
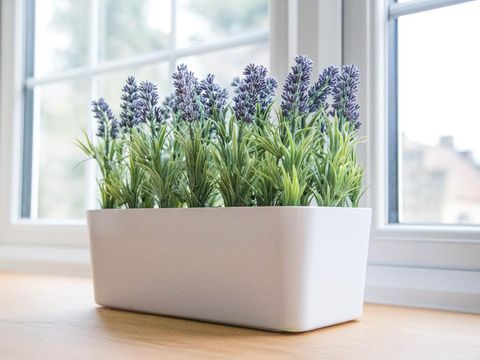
0, 272, 479, 359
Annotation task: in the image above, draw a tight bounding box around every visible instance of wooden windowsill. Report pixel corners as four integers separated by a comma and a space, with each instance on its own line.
0, 272, 479, 359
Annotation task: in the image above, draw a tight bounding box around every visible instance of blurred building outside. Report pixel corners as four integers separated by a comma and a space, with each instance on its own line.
402, 135, 480, 224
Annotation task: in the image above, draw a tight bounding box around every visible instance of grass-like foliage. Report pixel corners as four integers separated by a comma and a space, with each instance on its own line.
175, 120, 217, 207
212, 111, 256, 207
312, 117, 365, 207
130, 126, 180, 208
77, 57, 365, 209
254, 119, 317, 206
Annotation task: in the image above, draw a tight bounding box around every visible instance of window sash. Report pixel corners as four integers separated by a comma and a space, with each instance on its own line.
386, 0, 478, 225
20, 0, 269, 220
337, 0, 480, 286
340, 0, 480, 243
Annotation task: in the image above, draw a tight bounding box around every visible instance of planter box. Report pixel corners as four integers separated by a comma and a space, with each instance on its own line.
87, 207, 371, 332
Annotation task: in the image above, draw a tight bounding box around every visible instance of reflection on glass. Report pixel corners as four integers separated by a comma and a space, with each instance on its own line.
176, 0, 269, 48
34, 0, 89, 76
99, 0, 170, 62
177, 43, 269, 90
398, 1, 480, 224
37, 80, 90, 219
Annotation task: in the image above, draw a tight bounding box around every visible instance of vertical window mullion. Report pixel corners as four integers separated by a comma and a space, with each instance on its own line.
388, 11, 399, 224
87, 0, 100, 210
20, 0, 35, 218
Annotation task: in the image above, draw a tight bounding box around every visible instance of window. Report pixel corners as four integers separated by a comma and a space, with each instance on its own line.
21, 0, 269, 220
340, 0, 480, 273
2, 0, 477, 309
388, 0, 480, 225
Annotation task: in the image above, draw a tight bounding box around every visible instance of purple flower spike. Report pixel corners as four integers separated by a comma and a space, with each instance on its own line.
308, 65, 339, 113
119, 76, 141, 129
199, 74, 228, 117
92, 98, 119, 139
331, 64, 360, 129
261, 77, 278, 110
281, 55, 313, 118
233, 63, 277, 123
172, 64, 201, 122
135, 81, 164, 125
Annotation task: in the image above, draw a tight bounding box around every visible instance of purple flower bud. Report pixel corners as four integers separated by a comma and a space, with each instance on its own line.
119, 76, 141, 129
261, 77, 278, 110
331, 64, 360, 129
135, 81, 164, 125
199, 74, 228, 117
281, 55, 313, 118
308, 65, 339, 113
92, 98, 119, 139
233, 63, 277, 123
172, 64, 201, 122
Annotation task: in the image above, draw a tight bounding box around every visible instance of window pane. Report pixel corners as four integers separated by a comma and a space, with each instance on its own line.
177, 43, 269, 89
98, 63, 171, 113
99, 0, 170, 62
36, 80, 90, 219
176, 0, 269, 48
34, 0, 89, 76
24, 0, 270, 221
397, 1, 480, 224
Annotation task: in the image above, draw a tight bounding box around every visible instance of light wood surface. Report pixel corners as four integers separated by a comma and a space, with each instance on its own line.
0, 272, 479, 359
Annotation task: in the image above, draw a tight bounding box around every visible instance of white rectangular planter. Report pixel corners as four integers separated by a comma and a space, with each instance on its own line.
87, 206, 371, 332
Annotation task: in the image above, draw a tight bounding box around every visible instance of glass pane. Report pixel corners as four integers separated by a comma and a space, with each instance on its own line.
98, 63, 170, 113
34, 0, 89, 76
397, 1, 480, 224
176, 0, 269, 48
36, 80, 90, 219
99, 0, 171, 62
177, 43, 269, 90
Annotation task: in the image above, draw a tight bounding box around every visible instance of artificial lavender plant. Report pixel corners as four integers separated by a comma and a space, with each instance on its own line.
78, 55, 364, 209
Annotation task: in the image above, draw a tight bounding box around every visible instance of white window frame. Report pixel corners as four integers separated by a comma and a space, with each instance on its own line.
0, 0, 271, 247
344, 0, 480, 312
361, 0, 480, 268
